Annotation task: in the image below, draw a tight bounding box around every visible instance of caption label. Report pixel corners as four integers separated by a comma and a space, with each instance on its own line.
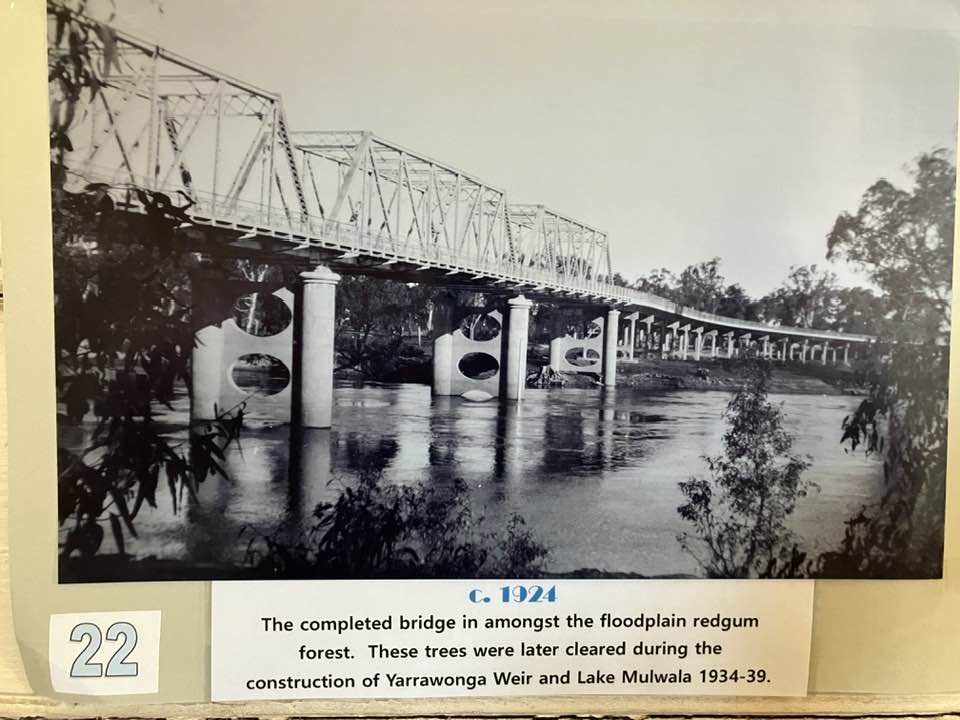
211, 580, 813, 699
49, 610, 161, 695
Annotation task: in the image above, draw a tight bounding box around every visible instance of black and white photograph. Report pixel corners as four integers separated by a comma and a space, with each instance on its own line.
50, 1, 955, 582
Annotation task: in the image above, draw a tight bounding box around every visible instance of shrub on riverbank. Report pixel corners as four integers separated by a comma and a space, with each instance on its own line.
244, 470, 549, 579
676, 361, 815, 578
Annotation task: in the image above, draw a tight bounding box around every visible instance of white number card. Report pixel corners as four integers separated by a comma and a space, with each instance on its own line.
49, 611, 161, 695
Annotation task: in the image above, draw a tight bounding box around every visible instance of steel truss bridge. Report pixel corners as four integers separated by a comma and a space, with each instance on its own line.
47, 6, 873, 350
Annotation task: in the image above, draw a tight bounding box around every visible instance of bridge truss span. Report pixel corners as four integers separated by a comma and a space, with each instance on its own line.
290, 130, 516, 271
49, 6, 307, 228
48, 3, 874, 354
508, 204, 614, 286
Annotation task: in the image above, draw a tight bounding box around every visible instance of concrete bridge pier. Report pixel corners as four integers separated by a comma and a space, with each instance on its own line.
821, 341, 830, 365
641, 315, 654, 357
433, 294, 530, 400
603, 308, 620, 387
679, 324, 691, 360
724, 331, 735, 358
503, 295, 533, 401
665, 321, 679, 359
431, 293, 457, 396
548, 314, 565, 372
546, 309, 605, 376
646, 323, 658, 357
705, 329, 718, 358
622, 311, 640, 360
692, 326, 704, 360
190, 260, 296, 424
296, 265, 341, 428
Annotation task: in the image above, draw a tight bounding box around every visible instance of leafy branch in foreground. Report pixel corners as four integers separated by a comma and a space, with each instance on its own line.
243, 470, 548, 579
59, 402, 244, 558
50, 2, 250, 560
814, 343, 948, 578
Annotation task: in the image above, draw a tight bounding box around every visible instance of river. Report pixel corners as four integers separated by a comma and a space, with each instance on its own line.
59, 384, 883, 578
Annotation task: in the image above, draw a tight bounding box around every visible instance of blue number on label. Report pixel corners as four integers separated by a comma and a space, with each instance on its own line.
499, 585, 558, 602
105, 622, 139, 677
69, 623, 103, 678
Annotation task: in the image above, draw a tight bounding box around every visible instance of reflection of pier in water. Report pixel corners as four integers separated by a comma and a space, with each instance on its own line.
137, 384, 883, 577
277, 387, 665, 515
274, 389, 646, 512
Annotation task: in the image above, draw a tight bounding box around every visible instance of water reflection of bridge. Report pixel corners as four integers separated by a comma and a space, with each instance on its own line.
52, 8, 873, 429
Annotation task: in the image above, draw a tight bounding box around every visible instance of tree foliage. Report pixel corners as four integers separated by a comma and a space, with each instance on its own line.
244, 470, 549, 579
717, 283, 762, 321
761, 264, 839, 329
51, 2, 243, 560
815, 149, 955, 578
633, 260, 765, 321
676, 258, 727, 314
815, 344, 948, 578
827, 149, 954, 342
633, 267, 679, 298
632, 258, 882, 332
334, 276, 446, 381
677, 363, 814, 578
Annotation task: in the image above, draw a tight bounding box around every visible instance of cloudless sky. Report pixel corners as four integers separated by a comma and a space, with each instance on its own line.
99, 0, 958, 297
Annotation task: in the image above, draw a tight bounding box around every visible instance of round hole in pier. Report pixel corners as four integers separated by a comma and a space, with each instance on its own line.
458, 352, 500, 380
584, 320, 603, 339
459, 312, 501, 341
232, 292, 292, 337
231, 353, 291, 396
565, 347, 600, 367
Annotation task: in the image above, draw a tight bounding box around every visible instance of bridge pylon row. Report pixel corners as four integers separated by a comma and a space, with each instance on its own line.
191, 267, 627, 428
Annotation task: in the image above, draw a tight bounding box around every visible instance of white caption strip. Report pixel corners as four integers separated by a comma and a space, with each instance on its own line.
211, 580, 812, 700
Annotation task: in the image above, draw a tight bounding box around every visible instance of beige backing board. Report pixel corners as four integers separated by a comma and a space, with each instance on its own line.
2, 0, 960, 714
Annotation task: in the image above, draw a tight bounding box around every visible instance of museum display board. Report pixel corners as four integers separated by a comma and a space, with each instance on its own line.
0, 0, 958, 712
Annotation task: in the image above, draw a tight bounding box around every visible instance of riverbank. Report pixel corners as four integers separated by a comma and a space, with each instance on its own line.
334, 342, 864, 396
58, 555, 695, 582
540, 356, 863, 395
617, 357, 861, 395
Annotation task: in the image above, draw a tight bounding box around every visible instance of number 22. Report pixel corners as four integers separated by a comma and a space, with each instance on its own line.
69, 622, 139, 678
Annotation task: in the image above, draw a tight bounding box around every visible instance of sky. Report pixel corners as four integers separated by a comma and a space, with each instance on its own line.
98, 0, 959, 297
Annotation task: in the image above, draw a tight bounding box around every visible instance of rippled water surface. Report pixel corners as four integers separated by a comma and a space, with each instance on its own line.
61, 385, 883, 577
